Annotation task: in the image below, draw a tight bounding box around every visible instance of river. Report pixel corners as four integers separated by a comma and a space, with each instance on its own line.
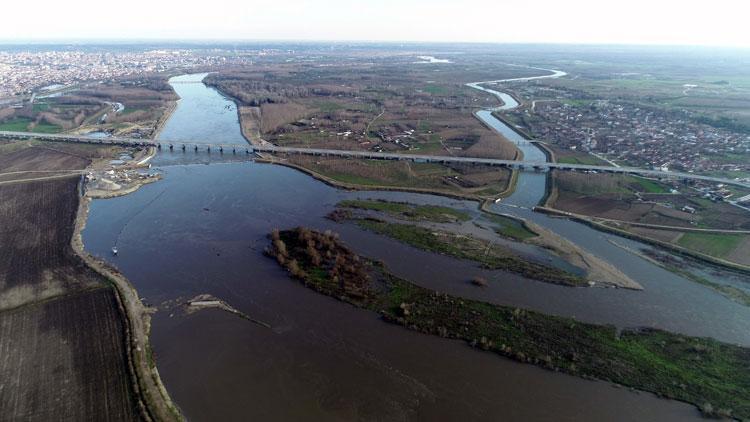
79, 71, 750, 420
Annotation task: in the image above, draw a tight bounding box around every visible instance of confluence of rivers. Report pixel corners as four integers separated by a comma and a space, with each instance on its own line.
80, 70, 749, 421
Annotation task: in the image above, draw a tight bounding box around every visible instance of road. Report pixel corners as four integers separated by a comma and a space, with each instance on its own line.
2, 130, 749, 189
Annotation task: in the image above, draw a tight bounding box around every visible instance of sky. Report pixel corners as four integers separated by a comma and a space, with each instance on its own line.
3, 0, 749, 47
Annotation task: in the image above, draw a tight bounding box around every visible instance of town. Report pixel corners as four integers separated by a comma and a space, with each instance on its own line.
0, 47, 265, 101
501, 81, 750, 178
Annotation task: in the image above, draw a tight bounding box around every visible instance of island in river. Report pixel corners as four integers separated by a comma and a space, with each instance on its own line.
78, 66, 750, 421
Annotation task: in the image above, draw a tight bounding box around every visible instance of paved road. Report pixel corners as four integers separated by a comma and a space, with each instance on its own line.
2, 130, 749, 189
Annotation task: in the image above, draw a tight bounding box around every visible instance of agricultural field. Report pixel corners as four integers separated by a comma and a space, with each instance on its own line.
0, 141, 129, 183
280, 154, 512, 198
547, 171, 750, 265
206, 57, 532, 160
0, 287, 141, 421
0, 74, 177, 138
546, 144, 610, 166
549, 171, 750, 230
0, 144, 145, 420
0, 178, 104, 309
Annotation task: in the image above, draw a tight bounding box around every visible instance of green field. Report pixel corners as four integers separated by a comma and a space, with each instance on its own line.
314, 101, 344, 113
0, 118, 33, 132
356, 219, 584, 286
338, 199, 471, 223
631, 176, 670, 194
423, 84, 448, 95
31, 122, 63, 133
557, 155, 607, 166
484, 213, 538, 241
32, 103, 50, 112
0, 117, 61, 134
677, 232, 744, 258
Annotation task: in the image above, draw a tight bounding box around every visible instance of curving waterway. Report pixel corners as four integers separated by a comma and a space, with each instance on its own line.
79, 71, 750, 421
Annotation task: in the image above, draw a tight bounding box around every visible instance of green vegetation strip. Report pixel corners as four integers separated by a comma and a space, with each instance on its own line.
0, 118, 33, 132
677, 232, 744, 259
339, 199, 471, 223
355, 219, 584, 286
269, 228, 750, 419
483, 213, 538, 241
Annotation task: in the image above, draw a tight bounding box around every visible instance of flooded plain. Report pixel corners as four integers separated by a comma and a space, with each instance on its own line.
80, 72, 750, 420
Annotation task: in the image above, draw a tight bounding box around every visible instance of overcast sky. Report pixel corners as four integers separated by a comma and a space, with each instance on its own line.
3, 0, 749, 46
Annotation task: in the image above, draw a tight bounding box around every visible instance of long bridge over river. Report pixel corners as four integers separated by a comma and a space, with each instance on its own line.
2, 130, 749, 189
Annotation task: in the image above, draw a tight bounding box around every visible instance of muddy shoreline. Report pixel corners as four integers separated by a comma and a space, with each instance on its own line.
71, 182, 183, 421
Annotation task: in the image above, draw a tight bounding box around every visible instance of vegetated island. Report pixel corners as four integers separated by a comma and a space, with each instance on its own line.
330, 199, 641, 289
266, 227, 750, 420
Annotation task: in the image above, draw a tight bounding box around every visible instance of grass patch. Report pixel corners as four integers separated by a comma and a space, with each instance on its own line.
423, 84, 448, 95
631, 176, 670, 194
356, 219, 584, 286
484, 213, 537, 241
0, 117, 32, 132
677, 232, 744, 258
31, 122, 63, 134
315, 101, 344, 113
557, 154, 606, 166
338, 199, 471, 223
32, 103, 50, 112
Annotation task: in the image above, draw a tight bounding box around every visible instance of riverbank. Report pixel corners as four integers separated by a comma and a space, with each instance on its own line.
257, 154, 518, 202
535, 205, 750, 274
335, 197, 640, 289
268, 227, 750, 420
86, 173, 162, 199
152, 100, 179, 140
72, 187, 183, 422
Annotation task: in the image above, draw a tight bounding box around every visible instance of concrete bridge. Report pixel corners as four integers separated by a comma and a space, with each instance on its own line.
2, 130, 749, 189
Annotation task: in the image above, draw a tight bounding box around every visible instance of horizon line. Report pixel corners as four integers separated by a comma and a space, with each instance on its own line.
0, 38, 748, 50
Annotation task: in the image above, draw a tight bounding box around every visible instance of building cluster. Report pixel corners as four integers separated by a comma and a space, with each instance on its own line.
505, 84, 750, 177
0, 49, 253, 99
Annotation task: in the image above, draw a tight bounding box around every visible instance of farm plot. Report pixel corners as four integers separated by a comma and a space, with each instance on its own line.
0, 287, 141, 421
0, 178, 102, 310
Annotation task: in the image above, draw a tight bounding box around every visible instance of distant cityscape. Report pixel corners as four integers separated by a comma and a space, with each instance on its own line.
0, 48, 260, 99
2, 46, 749, 182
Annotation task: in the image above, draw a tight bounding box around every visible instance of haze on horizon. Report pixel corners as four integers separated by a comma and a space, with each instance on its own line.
4, 0, 750, 47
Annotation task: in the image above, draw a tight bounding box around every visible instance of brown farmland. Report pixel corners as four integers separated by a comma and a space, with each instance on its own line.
0, 178, 106, 309
206, 60, 523, 160
280, 154, 512, 198
0, 288, 141, 421
0, 144, 144, 421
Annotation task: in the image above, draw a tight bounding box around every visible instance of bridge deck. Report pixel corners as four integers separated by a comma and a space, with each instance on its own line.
1, 130, 748, 189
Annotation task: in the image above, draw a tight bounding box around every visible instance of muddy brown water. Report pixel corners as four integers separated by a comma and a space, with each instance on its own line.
79, 73, 749, 420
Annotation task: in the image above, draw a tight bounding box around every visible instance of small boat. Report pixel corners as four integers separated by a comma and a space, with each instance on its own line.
112, 246, 118, 256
